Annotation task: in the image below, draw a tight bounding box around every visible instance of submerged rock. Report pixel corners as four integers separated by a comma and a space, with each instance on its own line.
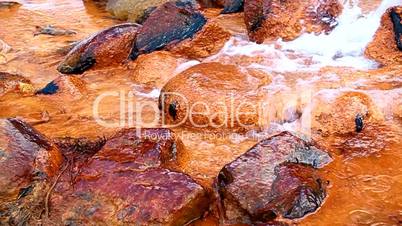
130, 1, 207, 60
0, 72, 34, 96
106, 0, 170, 22
169, 22, 231, 59
48, 128, 209, 225
0, 118, 62, 201
57, 23, 139, 74
132, 51, 180, 88
303, 91, 384, 137
365, 6, 402, 66
159, 62, 270, 131
35, 75, 87, 98
244, 0, 342, 43
215, 131, 330, 224
34, 25, 77, 36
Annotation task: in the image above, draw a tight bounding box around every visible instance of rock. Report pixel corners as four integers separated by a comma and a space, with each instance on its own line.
303, 90, 384, 137
215, 131, 330, 224
0, 1, 21, 9
169, 22, 231, 59
0, 118, 62, 210
48, 128, 209, 225
106, 0, 170, 22
365, 6, 402, 66
0, 72, 34, 96
130, 1, 207, 60
159, 62, 270, 131
131, 51, 180, 88
35, 75, 87, 98
211, 0, 244, 14
58, 23, 139, 74
244, 0, 342, 43
34, 25, 77, 36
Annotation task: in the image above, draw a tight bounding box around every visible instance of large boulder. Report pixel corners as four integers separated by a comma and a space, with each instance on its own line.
244, 0, 342, 43
365, 6, 402, 66
0, 118, 62, 201
48, 128, 210, 225
0, 118, 63, 224
159, 62, 270, 131
215, 131, 331, 224
58, 23, 139, 74
130, 1, 207, 59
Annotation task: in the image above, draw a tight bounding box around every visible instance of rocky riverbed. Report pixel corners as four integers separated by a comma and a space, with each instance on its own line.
0, 0, 401, 225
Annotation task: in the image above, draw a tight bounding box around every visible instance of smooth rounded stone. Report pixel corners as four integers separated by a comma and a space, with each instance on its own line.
0, 118, 62, 202
159, 62, 271, 131
130, 1, 207, 60
106, 0, 170, 22
365, 6, 402, 66
57, 23, 139, 74
168, 21, 231, 59
215, 131, 330, 224
302, 90, 384, 137
132, 51, 180, 88
35, 75, 87, 98
0, 72, 34, 96
48, 128, 209, 225
244, 0, 342, 43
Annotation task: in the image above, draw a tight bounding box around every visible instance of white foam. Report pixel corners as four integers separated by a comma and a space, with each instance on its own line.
206, 0, 400, 72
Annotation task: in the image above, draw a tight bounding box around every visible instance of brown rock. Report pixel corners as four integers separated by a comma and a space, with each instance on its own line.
304, 90, 383, 137
58, 23, 139, 74
132, 51, 180, 88
49, 128, 209, 225
106, 0, 170, 22
169, 22, 231, 59
244, 0, 342, 43
215, 131, 331, 224
35, 75, 87, 98
0, 118, 62, 201
0, 72, 33, 96
159, 62, 270, 131
365, 6, 402, 66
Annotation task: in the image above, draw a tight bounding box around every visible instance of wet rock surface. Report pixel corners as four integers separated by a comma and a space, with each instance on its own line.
130, 1, 207, 60
0, 72, 33, 96
0, 118, 62, 224
47, 128, 210, 225
58, 23, 139, 74
35, 75, 87, 98
215, 131, 331, 224
304, 91, 384, 137
131, 51, 180, 88
365, 6, 402, 66
106, 0, 170, 22
159, 62, 270, 131
169, 21, 231, 59
244, 0, 342, 43
0, 118, 62, 201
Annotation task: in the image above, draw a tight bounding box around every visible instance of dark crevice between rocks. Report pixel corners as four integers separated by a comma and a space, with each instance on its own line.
390, 9, 402, 51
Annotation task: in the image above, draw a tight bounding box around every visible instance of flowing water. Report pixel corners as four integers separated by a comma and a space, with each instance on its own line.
0, 0, 401, 225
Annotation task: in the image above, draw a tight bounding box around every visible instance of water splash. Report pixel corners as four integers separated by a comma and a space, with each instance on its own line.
209, 0, 401, 72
